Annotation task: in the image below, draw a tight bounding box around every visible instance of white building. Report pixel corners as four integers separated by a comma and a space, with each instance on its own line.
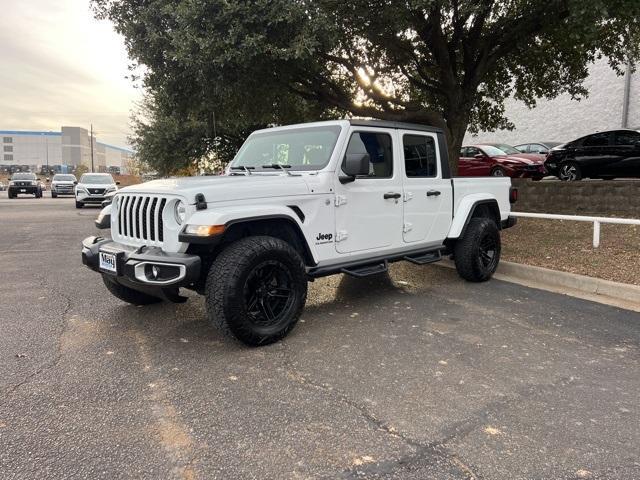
0, 126, 134, 174
464, 58, 639, 145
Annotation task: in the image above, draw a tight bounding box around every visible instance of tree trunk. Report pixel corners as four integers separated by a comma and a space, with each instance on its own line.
444, 115, 468, 175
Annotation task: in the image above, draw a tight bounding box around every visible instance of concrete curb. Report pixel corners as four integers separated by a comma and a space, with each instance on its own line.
438, 259, 640, 312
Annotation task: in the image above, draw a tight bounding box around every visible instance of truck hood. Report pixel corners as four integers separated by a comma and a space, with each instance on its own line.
119, 174, 312, 204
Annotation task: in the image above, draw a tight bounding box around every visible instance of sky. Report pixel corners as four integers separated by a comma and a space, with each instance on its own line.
0, 0, 141, 147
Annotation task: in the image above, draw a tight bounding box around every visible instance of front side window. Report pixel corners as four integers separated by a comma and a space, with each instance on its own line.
515, 144, 529, 153
231, 126, 341, 171
404, 135, 437, 177
583, 132, 610, 147
343, 132, 393, 178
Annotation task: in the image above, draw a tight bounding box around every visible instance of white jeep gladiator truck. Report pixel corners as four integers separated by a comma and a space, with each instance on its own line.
82, 120, 517, 346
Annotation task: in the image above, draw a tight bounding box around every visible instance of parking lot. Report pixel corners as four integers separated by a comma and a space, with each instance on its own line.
1, 193, 639, 480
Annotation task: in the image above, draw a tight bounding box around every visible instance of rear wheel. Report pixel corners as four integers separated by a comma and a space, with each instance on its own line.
558, 162, 582, 181
102, 276, 163, 305
454, 217, 501, 282
490, 167, 506, 177
205, 235, 308, 346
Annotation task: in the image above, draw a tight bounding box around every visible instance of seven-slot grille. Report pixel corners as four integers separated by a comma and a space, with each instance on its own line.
116, 195, 167, 245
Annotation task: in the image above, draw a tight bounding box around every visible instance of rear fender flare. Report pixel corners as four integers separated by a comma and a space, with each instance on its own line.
447, 196, 501, 239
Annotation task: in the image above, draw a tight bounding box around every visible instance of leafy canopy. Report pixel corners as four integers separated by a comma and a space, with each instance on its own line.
94, 0, 640, 173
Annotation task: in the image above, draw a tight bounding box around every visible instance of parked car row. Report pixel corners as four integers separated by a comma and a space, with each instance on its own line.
4, 172, 119, 205
463, 129, 640, 181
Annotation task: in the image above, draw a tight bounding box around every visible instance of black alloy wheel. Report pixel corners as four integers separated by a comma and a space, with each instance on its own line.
244, 260, 296, 329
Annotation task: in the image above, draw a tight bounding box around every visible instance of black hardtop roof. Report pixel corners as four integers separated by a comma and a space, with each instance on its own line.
348, 119, 444, 134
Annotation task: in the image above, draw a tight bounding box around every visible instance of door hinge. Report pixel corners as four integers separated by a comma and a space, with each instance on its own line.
403, 222, 413, 233
404, 191, 413, 202
336, 230, 349, 242
335, 195, 348, 207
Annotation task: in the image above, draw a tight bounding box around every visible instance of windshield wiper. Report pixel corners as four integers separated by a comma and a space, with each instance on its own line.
229, 166, 255, 175
261, 164, 295, 176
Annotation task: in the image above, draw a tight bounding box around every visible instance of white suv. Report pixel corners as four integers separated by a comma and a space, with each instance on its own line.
75, 173, 119, 209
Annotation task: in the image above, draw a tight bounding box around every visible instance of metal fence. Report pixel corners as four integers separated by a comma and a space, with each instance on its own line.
511, 212, 640, 248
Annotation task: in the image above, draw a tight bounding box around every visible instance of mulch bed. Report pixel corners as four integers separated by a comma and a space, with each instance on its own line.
501, 217, 640, 286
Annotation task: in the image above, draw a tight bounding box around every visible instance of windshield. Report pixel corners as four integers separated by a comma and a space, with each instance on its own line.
53, 175, 76, 182
488, 144, 520, 155
11, 173, 36, 180
80, 174, 114, 184
230, 126, 342, 171
480, 146, 511, 156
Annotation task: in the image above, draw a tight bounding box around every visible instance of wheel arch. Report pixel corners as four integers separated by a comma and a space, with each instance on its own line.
447, 198, 501, 241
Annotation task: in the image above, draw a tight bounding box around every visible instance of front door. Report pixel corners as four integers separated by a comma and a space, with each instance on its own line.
334, 129, 403, 254
401, 131, 453, 244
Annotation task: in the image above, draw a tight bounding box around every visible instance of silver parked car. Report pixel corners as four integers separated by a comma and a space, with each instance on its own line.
51, 174, 78, 198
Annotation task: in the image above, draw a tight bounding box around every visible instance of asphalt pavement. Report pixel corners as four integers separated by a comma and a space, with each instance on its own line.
1, 192, 639, 480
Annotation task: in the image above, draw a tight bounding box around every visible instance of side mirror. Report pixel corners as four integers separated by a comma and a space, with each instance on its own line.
73, 181, 78, 185
116, 181, 121, 185
340, 153, 370, 183
474, 153, 485, 159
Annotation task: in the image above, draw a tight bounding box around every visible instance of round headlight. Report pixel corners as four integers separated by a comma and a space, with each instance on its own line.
174, 200, 187, 225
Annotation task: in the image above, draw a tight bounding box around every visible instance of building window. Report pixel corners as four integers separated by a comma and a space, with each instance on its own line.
3, 137, 13, 143
3, 145, 13, 152
4, 154, 13, 161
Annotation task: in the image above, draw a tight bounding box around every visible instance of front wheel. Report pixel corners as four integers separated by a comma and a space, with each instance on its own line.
558, 162, 582, 181
490, 167, 506, 177
454, 217, 501, 282
75, 201, 83, 209
205, 236, 308, 346
51, 192, 57, 198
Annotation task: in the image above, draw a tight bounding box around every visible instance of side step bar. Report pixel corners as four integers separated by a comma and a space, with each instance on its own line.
341, 261, 388, 278
403, 250, 442, 265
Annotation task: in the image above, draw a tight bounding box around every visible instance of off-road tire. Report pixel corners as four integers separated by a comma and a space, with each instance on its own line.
102, 275, 163, 305
75, 201, 83, 209
205, 235, 308, 347
454, 217, 501, 282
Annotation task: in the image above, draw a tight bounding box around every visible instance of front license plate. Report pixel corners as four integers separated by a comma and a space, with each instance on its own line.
20, 189, 26, 192
99, 251, 118, 274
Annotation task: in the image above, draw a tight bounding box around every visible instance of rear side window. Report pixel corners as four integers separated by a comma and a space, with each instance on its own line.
403, 135, 437, 177
344, 132, 393, 178
583, 132, 610, 147
614, 131, 640, 146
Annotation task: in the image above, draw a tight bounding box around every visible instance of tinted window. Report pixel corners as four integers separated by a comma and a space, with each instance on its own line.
583, 132, 610, 147
11, 173, 36, 180
404, 135, 437, 177
232, 126, 341, 171
614, 131, 640, 146
343, 132, 393, 178
515, 145, 529, 153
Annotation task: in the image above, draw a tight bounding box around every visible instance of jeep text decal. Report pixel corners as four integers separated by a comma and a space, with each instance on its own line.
315, 232, 333, 245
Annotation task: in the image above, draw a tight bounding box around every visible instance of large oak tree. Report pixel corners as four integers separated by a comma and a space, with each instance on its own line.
94, 0, 640, 174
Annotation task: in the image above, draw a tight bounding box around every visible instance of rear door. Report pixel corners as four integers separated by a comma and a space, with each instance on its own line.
401, 132, 453, 245
578, 132, 614, 175
333, 128, 404, 253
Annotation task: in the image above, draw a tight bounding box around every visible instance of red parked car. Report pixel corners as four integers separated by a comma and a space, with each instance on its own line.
459, 144, 546, 179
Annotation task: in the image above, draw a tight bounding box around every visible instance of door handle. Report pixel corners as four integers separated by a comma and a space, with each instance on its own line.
383, 192, 401, 199
426, 190, 441, 197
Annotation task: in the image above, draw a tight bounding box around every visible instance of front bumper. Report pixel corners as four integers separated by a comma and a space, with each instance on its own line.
9, 186, 38, 194
81, 236, 201, 300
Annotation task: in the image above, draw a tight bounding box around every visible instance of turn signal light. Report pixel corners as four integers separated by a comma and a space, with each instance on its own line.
184, 224, 226, 236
